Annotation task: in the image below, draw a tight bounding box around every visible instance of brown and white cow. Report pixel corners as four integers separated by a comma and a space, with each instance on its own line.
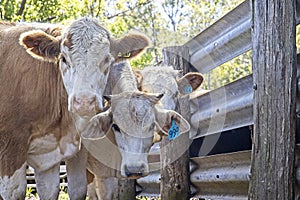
0, 17, 149, 200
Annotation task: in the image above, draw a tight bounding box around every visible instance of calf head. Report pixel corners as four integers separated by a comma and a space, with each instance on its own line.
81, 91, 190, 179
19, 17, 149, 117
135, 66, 204, 111
135, 66, 204, 142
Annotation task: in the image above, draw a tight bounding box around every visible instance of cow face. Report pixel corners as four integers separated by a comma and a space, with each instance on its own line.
81, 91, 190, 179
109, 92, 160, 178
135, 66, 204, 142
135, 66, 204, 111
20, 17, 149, 117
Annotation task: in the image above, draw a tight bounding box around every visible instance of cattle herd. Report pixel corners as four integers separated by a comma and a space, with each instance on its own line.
0, 17, 203, 200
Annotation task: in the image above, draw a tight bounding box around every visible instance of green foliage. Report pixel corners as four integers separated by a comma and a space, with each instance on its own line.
58, 191, 70, 200
26, 187, 36, 197
25, 186, 90, 200
202, 51, 252, 90
130, 50, 156, 69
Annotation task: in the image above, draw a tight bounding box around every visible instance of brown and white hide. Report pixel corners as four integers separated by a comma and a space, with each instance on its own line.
0, 17, 149, 200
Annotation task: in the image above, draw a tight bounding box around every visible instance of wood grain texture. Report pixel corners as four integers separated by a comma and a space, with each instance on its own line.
160, 46, 191, 200
249, 0, 297, 199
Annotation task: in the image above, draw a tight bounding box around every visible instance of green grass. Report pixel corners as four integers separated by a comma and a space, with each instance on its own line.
136, 197, 160, 200
26, 187, 160, 200
26, 186, 77, 200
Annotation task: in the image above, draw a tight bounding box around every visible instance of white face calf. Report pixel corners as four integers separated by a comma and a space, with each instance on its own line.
81, 91, 190, 179
110, 92, 161, 178
135, 66, 204, 110
20, 17, 149, 117
135, 66, 204, 142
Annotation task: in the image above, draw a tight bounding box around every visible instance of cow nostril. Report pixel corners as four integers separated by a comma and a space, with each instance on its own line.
137, 172, 143, 176
139, 165, 145, 173
73, 95, 96, 106
71, 94, 100, 115
73, 96, 80, 105
124, 165, 145, 177
89, 96, 96, 105
125, 171, 131, 177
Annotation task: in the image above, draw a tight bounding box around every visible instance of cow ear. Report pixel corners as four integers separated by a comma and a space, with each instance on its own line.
154, 107, 190, 137
110, 32, 150, 62
20, 30, 61, 62
177, 72, 204, 94
80, 109, 113, 140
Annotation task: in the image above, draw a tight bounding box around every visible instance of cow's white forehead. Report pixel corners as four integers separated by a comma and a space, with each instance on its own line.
112, 97, 155, 135
68, 20, 109, 48
62, 18, 111, 66
140, 67, 179, 110
141, 67, 179, 94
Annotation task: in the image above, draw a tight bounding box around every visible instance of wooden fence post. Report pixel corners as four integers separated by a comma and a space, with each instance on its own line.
115, 179, 135, 200
160, 46, 191, 200
249, 0, 297, 199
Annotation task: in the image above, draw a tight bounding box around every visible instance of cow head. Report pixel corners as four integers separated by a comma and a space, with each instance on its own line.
80, 91, 190, 179
135, 68, 179, 110
135, 66, 204, 142
135, 67, 203, 111
19, 17, 149, 117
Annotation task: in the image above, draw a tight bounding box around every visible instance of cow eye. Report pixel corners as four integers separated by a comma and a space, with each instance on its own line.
104, 55, 110, 64
112, 124, 120, 132
149, 123, 155, 130
103, 66, 109, 75
99, 55, 111, 67
59, 56, 71, 74
61, 55, 67, 64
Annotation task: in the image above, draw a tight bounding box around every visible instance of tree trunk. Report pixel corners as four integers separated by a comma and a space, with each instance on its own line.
160, 46, 191, 200
249, 0, 297, 199
17, 0, 27, 16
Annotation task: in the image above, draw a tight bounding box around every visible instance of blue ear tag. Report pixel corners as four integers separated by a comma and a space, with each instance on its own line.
184, 86, 193, 94
168, 119, 180, 141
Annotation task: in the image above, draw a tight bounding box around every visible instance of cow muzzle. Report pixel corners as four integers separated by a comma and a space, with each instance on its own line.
123, 163, 149, 179
70, 93, 102, 116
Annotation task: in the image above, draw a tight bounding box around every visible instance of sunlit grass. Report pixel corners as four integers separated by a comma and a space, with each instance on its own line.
136, 197, 160, 200
26, 187, 160, 200
25, 186, 76, 200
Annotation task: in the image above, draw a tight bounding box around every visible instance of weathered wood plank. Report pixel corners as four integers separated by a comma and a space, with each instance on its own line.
249, 0, 297, 199
160, 46, 191, 200
116, 179, 136, 200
